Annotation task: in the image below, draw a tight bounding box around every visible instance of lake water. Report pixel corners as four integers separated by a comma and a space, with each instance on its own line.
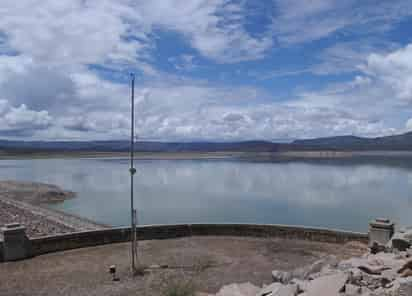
1, 157, 412, 232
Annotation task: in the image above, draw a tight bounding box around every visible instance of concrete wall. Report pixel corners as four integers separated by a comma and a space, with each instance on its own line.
0, 239, 3, 262
1, 224, 369, 261
189, 224, 368, 243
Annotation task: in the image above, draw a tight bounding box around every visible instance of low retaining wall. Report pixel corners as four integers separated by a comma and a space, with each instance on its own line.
0, 239, 3, 262
1, 223, 369, 261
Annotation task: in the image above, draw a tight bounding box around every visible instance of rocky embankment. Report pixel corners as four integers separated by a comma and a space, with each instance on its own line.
0, 180, 75, 204
203, 229, 412, 296
0, 181, 105, 237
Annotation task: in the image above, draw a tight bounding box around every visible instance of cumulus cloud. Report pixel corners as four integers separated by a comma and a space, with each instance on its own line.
0, 0, 272, 66
365, 44, 412, 103
0, 0, 150, 67
1, 40, 412, 140
0, 0, 411, 141
1, 66, 76, 111
285, 43, 412, 138
0, 102, 52, 136
0, 0, 276, 139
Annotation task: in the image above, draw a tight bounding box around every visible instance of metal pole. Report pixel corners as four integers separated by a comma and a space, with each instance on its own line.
133, 209, 138, 263
130, 73, 136, 273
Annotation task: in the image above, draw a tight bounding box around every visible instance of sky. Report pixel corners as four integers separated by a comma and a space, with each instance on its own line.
1, 0, 412, 142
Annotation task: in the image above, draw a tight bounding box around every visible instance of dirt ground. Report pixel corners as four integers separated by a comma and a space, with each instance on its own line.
0, 236, 367, 296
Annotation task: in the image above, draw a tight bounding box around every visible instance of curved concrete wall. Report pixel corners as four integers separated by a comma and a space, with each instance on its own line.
25, 223, 368, 258
0, 224, 368, 261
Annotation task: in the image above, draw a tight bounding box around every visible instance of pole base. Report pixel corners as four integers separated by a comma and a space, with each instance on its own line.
132, 265, 146, 277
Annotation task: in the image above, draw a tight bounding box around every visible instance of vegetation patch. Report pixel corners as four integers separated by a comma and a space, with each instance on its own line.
163, 279, 196, 296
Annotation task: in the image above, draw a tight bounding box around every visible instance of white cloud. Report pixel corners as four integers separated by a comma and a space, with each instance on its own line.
284, 43, 412, 137
0, 103, 52, 136
1, 41, 411, 141
135, 0, 273, 63
406, 118, 412, 132
0, 0, 272, 67
0, 0, 412, 141
272, 0, 412, 44
312, 40, 399, 75
365, 44, 412, 103
250, 40, 401, 79
273, 0, 349, 44
0, 0, 276, 140
0, 0, 150, 67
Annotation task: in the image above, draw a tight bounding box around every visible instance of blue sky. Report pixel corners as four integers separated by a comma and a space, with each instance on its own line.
1, 0, 412, 141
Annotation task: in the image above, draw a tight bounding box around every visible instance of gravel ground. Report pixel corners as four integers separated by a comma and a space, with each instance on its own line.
0, 199, 75, 237
0, 181, 105, 237
0, 180, 75, 204
0, 236, 367, 296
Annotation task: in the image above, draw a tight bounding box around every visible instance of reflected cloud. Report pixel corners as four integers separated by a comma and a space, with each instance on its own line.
1, 158, 412, 231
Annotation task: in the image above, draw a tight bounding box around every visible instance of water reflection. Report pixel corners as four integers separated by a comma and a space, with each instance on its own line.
1, 157, 412, 232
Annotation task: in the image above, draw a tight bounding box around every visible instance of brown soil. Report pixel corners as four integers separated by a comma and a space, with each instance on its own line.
0, 236, 367, 296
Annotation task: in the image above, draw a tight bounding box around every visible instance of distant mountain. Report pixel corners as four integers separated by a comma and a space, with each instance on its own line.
291, 132, 412, 150
2, 131, 412, 153
0, 140, 280, 153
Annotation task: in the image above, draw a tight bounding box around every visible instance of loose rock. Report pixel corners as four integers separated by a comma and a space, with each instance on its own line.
214, 282, 260, 296
257, 282, 298, 296
271, 270, 292, 284
304, 272, 348, 296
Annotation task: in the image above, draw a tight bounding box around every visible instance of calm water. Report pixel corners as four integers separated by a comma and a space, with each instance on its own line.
1, 157, 412, 232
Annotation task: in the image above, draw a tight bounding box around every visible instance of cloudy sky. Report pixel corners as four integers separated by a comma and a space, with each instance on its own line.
1, 0, 412, 141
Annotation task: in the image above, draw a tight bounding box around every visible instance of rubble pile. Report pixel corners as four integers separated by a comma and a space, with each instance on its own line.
202, 226, 412, 296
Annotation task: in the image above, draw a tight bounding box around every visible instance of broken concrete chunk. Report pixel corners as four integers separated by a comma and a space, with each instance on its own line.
391, 277, 412, 295
215, 282, 260, 296
289, 279, 308, 293
358, 265, 389, 275
271, 270, 292, 284
304, 272, 348, 296
389, 231, 412, 251
256, 282, 298, 296
290, 255, 339, 280
344, 283, 361, 295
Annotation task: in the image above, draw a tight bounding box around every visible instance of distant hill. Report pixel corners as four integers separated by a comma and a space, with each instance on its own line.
2, 131, 412, 153
0, 140, 280, 153
291, 132, 412, 151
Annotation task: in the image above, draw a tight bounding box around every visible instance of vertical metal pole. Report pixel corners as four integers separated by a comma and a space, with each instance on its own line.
130, 73, 136, 273
133, 209, 138, 263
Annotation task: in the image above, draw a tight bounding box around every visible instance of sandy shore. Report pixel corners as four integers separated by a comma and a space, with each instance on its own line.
0, 181, 105, 237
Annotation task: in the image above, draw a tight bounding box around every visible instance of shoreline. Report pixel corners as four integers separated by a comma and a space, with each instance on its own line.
0, 181, 106, 238
3, 150, 412, 161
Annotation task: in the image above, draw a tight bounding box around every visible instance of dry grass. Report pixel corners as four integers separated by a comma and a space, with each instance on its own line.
163, 278, 196, 296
